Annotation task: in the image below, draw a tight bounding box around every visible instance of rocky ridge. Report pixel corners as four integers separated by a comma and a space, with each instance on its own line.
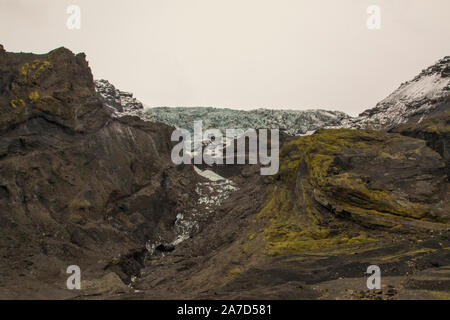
94, 79, 144, 113
345, 56, 450, 130
95, 56, 449, 138
0, 46, 200, 298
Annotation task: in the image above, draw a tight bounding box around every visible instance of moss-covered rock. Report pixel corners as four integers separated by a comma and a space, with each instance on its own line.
0, 47, 104, 133
391, 97, 450, 180
259, 129, 449, 255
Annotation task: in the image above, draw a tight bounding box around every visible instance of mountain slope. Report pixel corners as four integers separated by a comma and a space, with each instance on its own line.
127, 57, 450, 300
94, 79, 144, 113
0, 46, 199, 298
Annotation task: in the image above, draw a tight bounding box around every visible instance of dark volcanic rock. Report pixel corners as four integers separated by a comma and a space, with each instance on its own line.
129, 128, 450, 299
258, 129, 449, 255
0, 47, 198, 298
0, 47, 107, 134
94, 79, 144, 113
391, 97, 450, 180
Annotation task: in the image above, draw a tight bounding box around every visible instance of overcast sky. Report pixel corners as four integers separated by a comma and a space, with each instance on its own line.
1, 0, 449, 116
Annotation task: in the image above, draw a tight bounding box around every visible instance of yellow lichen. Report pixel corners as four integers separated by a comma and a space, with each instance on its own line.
69, 199, 92, 212
28, 90, 39, 102
256, 129, 428, 255
39, 60, 51, 72
19, 60, 51, 82
32, 59, 41, 69
20, 63, 29, 77
10, 97, 26, 108
225, 267, 243, 279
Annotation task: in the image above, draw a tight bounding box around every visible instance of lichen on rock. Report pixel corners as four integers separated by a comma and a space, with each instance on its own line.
258, 129, 449, 255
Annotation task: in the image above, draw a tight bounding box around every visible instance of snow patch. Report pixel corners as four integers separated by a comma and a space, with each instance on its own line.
194, 166, 225, 182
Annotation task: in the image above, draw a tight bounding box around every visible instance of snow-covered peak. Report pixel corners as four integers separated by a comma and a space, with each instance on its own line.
95, 79, 144, 113
345, 56, 449, 130
95, 56, 449, 134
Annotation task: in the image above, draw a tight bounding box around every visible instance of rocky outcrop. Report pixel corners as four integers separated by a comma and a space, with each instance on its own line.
94, 79, 144, 113
0, 47, 108, 135
342, 56, 450, 179
258, 129, 449, 255
391, 97, 450, 180
0, 46, 198, 298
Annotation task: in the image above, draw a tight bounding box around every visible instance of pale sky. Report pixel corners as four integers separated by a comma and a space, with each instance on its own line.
1, 0, 449, 116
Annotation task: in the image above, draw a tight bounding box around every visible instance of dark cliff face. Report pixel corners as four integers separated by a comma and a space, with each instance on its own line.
0, 46, 198, 298
0, 47, 106, 134
391, 97, 450, 180
346, 56, 449, 130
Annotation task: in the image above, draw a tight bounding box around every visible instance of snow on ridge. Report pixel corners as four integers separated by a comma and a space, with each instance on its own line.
95, 56, 449, 134
380, 73, 448, 106
345, 56, 449, 130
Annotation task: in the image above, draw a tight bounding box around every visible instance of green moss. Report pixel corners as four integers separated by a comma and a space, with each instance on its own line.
69, 199, 92, 212
39, 60, 51, 72
287, 159, 300, 170
225, 267, 243, 279
320, 172, 430, 220
256, 129, 428, 256
31, 59, 40, 69
379, 248, 436, 262
19, 60, 51, 83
